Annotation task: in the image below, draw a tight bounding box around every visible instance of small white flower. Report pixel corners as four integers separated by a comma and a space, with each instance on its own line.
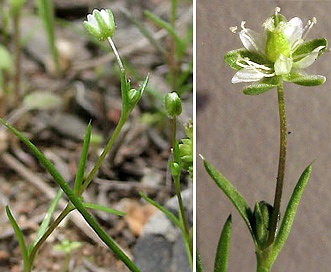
229, 8, 326, 84
83, 9, 115, 41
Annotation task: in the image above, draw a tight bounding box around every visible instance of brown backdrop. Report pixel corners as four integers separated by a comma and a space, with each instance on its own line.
197, 1, 331, 271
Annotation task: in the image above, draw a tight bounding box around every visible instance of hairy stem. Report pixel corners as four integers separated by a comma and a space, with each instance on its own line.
268, 82, 287, 246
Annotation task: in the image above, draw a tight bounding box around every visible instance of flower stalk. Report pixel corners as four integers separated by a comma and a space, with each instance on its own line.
268, 81, 287, 246
107, 37, 125, 73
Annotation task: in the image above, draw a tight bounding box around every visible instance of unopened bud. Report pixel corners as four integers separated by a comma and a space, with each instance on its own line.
83, 9, 115, 41
165, 92, 182, 118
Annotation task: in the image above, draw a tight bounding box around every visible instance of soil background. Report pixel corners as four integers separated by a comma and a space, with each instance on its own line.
197, 1, 331, 271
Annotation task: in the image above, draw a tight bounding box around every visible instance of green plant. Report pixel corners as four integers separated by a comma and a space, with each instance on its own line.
54, 239, 82, 272
200, 7, 327, 272
36, 0, 60, 75
2, 8, 148, 272
8, 0, 25, 99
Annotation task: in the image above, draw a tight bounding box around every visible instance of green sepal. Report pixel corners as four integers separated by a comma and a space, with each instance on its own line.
93, 9, 114, 41
283, 71, 326, 86
243, 83, 276, 95
202, 158, 254, 238
292, 38, 328, 61
122, 73, 149, 114
242, 76, 280, 95
224, 49, 269, 71
83, 21, 100, 39
214, 214, 232, 272
274, 164, 312, 256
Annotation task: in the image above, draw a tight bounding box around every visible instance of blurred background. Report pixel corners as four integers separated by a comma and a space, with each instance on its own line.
197, 1, 331, 271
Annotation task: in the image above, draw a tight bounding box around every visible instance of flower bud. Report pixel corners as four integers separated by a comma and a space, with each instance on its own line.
165, 92, 182, 118
170, 162, 181, 177
83, 9, 115, 41
253, 201, 273, 247
128, 88, 140, 106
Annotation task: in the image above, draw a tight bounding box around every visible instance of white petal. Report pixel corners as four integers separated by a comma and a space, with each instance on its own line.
284, 17, 303, 46
100, 9, 111, 28
274, 54, 293, 75
232, 67, 265, 83
293, 45, 325, 69
87, 14, 98, 28
239, 28, 266, 54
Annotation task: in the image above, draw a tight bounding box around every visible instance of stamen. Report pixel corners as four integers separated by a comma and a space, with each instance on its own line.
230, 26, 238, 33
275, 7, 281, 15
241, 21, 246, 30
274, 7, 281, 26
242, 57, 272, 70
302, 17, 316, 40
236, 56, 275, 77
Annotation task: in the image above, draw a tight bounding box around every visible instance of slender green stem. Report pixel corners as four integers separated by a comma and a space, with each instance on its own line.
29, 204, 73, 269
170, 0, 177, 29
267, 81, 287, 246
107, 37, 124, 73
255, 245, 273, 272
171, 116, 192, 268
170, 117, 176, 150
0, 0, 8, 46
174, 174, 193, 268
66, 188, 141, 271
13, 12, 21, 99
79, 36, 130, 193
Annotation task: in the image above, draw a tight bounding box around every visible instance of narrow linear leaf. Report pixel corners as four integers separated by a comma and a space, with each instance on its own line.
0, 118, 70, 190
144, 10, 182, 49
6, 206, 29, 267
139, 192, 182, 230
203, 159, 254, 236
74, 122, 91, 195
83, 202, 125, 217
121, 8, 166, 56
0, 119, 141, 271
31, 189, 63, 251
37, 0, 59, 73
274, 164, 312, 253
214, 214, 232, 272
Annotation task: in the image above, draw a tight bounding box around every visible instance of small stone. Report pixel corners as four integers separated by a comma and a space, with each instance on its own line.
0, 250, 10, 262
